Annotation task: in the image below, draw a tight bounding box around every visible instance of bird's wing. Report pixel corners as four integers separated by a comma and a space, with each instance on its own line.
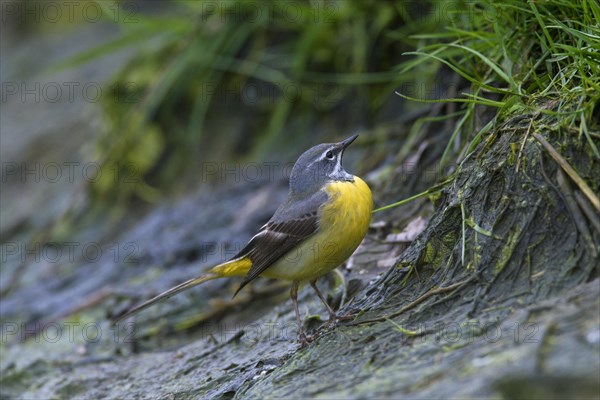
233, 190, 328, 295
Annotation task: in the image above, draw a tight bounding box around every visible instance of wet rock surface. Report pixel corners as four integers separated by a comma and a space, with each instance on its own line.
2, 16, 599, 400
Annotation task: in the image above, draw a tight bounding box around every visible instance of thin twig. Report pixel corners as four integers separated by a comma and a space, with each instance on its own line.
574, 191, 600, 235
533, 132, 599, 211
515, 119, 533, 173
557, 170, 598, 257
349, 275, 475, 325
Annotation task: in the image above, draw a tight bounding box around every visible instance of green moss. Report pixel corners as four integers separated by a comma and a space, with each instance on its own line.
494, 226, 523, 274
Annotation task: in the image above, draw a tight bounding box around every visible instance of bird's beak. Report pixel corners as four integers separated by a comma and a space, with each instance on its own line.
339, 134, 358, 150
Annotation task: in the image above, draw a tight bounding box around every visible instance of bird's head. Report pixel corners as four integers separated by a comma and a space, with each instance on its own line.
289, 134, 358, 196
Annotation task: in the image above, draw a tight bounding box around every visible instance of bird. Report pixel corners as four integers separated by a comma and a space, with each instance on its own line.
113, 134, 373, 344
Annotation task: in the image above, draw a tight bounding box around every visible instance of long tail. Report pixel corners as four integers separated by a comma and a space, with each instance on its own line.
112, 257, 252, 325
111, 274, 218, 324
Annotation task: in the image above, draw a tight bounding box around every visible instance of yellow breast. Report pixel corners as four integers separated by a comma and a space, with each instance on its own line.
263, 176, 372, 281
318, 176, 373, 266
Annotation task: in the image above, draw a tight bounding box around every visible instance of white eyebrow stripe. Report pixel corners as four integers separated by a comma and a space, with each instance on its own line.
306, 149, 333, 169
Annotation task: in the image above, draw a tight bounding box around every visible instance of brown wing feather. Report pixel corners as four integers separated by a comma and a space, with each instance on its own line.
233, 210, 319, 296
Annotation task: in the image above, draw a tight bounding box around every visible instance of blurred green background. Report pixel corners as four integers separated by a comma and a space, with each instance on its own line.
3, 0, 443, 229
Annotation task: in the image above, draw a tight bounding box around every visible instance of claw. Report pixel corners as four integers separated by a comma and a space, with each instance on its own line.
291, 280, 355, 345
298, 331, 316, 346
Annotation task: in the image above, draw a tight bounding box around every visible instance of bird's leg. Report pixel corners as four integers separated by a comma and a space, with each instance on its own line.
310, 280, 355, 325
309, 280, 337, 323
290, 281, 312, 345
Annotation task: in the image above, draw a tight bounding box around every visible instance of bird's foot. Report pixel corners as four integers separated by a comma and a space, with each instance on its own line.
298, 331, 316, 347
325, 311, 356, 328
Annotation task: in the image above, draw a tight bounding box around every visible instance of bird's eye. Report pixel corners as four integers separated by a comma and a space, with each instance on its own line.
325, 150, 334, 160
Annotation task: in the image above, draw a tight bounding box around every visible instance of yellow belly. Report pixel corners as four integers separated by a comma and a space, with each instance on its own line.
263, 177, 373, 281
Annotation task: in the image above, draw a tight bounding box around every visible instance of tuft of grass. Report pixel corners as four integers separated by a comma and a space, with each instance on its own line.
396, 0, 600, 170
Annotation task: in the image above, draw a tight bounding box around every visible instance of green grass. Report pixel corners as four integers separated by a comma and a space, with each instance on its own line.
50, 0, 599, 217
397, 0, 600, 170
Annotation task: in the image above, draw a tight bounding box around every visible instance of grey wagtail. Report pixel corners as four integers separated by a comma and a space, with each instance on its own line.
113, 134, 372, 343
